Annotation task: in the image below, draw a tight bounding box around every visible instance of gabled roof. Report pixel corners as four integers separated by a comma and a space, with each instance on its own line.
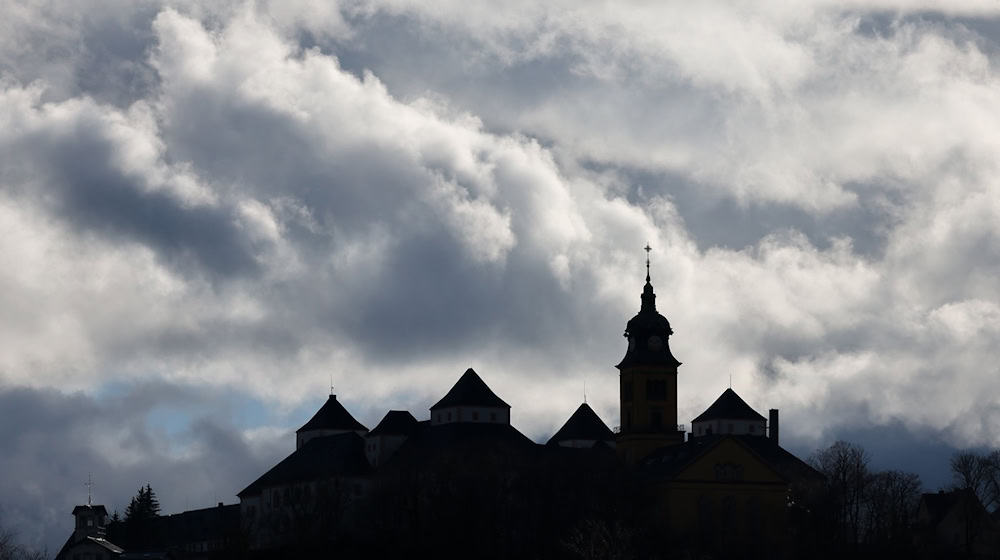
921, 488, 985, 528
72, 504, 109, 516
430, 368, 510, 410
692, 388, 766, 423
369, 410, 419, 436
238, 432, 371, 497
296, 394, 368, 433
546, 403, 615, 446
638, 434, 823, 484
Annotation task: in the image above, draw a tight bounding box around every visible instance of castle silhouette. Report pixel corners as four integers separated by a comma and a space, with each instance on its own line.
57, 260, 822, 559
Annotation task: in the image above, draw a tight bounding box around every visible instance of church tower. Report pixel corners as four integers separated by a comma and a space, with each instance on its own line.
617, 246, 684, 464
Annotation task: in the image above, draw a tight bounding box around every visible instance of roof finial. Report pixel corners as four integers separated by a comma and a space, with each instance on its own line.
644, 243, 652, 283
583, 380, 587, 404
85, 473, 94, 506
329, 373, 334, 397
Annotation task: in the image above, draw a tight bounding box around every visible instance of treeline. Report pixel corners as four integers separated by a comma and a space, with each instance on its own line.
791, 440, 923, 558
791, 442, 1000, 560
0, 524, 44, 560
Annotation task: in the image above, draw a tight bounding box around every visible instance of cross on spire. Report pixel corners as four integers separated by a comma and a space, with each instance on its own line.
644, 243, 652, 282
85, 473, 94, 506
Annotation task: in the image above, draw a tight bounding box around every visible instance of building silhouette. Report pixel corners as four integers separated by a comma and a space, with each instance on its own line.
58, 259, 824, 559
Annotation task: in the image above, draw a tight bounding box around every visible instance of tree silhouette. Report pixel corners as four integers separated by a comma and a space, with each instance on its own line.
124, 484, 161, 522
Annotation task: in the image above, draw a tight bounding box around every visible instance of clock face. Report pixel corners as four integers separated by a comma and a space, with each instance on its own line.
647, 336, 663, 351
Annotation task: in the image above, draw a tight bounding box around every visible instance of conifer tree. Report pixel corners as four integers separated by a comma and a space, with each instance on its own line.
124, 483, 161, 522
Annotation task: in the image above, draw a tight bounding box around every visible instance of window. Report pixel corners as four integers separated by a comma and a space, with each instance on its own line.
490, 412, 497, 422
626, 410, 632, 429
727, 423, 733, 433
650, 407, 663, 430
623, 381, 633, 402
472, 411, 479, 420
748, 425, 755, 433
447, 411, 452, 421
646, 379, 667, 400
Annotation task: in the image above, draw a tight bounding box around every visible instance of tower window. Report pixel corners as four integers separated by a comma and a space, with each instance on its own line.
472, 411, 479, 420
650, 407, 663, 430
646, 379, 667, 400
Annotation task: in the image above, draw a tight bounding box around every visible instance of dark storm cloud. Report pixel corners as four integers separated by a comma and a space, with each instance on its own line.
0, 385, 287, 553
2, 118, 259, 279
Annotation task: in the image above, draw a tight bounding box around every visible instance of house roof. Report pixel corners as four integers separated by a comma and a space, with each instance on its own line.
430, 368, 510, 410
238, 432, 371, 497
921, 488, 985, 528
546, 403, 615, 446
296, 394, 368, 434
369, 410, 419, 436
381, 420, 535, 470
54, 533, 124, 560
71, 504, 109, 516
692, 388, 766, 423
638, 434, 823, 484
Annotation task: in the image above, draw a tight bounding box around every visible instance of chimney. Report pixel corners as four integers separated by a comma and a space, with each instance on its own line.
768, 409, 779, 445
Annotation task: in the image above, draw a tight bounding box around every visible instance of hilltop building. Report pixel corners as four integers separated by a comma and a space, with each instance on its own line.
60, 254, 821, 558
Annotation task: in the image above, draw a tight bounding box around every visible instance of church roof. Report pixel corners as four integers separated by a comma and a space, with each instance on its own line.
691, 388, 766, 423
296, 394, 368, 434
430, 368, 510, 410
616, 270, 681, 369
638, 434, 823, 483
238, 432, 371, 497
546, 403, 615, 446
369, 410, 419, 436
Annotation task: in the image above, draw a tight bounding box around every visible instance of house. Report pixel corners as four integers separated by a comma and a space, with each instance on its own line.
916, 488, 1000, 559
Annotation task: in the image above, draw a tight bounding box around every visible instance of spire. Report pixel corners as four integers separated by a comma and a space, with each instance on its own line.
644, 243, 652, 283
641, 244, 656, 312
85, 473, 94, 506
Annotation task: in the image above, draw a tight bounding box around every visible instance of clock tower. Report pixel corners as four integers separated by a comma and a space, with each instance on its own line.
617, 246, 684, 464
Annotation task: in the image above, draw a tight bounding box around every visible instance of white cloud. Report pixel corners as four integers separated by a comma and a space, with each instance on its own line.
2, 1, 1000, 550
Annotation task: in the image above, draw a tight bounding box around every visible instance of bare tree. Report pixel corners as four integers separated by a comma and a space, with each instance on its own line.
951, 450, 1000, 512
0, 524, 45, 560
864, 469, 921, 547
810, 440, 871, 546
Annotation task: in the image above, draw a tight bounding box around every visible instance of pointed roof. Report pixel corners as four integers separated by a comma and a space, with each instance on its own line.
692, 388, 766, 423
369, 410, 419, 436
238, 432, 371, 497
430, 368, 510, 410
617, 250, 681, 369
546, 403, 615, 445
296, 394, 368, 433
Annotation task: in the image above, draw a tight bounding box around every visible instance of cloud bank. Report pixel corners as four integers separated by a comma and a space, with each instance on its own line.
1, 1, 999, 551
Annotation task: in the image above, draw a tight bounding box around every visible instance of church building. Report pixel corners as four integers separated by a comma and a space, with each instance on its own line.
59, 250, 821, 558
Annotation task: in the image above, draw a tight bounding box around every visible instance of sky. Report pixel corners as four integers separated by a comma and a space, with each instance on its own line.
2, 0, 1000, 552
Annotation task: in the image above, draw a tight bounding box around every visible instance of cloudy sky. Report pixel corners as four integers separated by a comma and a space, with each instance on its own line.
2, 0, 1000, 551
